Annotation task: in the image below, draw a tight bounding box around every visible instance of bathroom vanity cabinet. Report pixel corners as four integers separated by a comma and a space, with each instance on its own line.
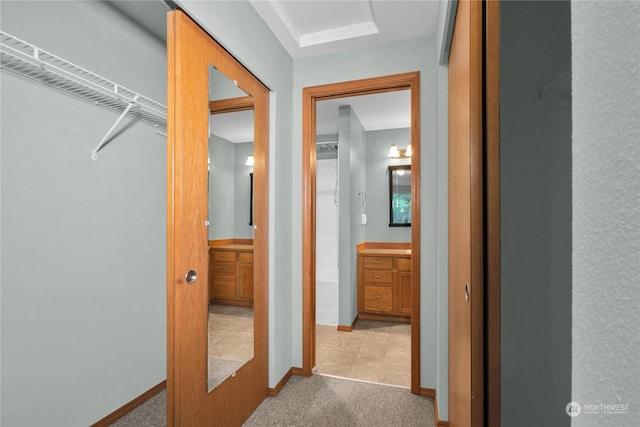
357, 242, 411, 323
209, 239, 253, 307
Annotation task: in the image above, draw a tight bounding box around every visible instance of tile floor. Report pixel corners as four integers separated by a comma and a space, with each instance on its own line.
208, 304, 254, 363
315, 319, 411, 388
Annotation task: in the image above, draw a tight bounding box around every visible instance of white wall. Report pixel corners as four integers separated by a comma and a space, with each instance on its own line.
572, 1, 640, 426
0, 2, 166, 425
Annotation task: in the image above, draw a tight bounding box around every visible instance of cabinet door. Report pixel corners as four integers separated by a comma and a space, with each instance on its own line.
397, 271, 412, 315
238, 262, 253, 301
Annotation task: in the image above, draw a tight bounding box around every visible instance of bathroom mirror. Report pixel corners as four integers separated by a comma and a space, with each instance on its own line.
207, 66, 255, 391
389, 165, 412, 226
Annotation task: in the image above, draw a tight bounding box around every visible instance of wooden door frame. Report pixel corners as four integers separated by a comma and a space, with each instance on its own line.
301, 72, 422, 394
446, 0, 500, 424
167, 10, 269, 425
485, 0, 501, 425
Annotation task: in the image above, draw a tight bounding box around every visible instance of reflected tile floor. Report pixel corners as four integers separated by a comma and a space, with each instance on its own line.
208, 304, 254, 361
315, 319, 411, 388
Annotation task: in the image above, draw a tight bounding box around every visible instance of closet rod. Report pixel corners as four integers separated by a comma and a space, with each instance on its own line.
0, 31, 167, 159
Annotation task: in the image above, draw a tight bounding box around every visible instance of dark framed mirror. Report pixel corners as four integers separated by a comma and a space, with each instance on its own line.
389, 165, 412, 227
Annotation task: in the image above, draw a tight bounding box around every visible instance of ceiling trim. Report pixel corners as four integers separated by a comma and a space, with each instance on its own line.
300, 21, 379, 47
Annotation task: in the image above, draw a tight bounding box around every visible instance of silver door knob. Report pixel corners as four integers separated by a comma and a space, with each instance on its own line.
185, 269, 197, 285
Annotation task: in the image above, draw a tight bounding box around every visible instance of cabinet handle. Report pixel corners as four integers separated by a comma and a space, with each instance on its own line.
374, 294, 382, 299
373, 261, 382, 264
374, 274, 383, 278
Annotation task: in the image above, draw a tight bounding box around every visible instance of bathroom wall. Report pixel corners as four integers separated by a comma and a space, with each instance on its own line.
365, 127, 412, 243
338, 106, 366, 327
209, 137, 254, 240
209, 135, 236, 239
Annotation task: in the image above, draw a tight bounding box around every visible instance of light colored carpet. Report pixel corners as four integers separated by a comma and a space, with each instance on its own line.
110, 391, 165, 427
243, 375, 435, 426
111, 374, 435, 426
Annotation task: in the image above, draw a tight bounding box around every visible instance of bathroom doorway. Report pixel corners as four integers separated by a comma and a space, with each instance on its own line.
302, 72, 421, 393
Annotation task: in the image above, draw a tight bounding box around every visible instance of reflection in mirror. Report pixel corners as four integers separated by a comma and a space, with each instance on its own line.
388, 165, 412, 226
207, 66, 255, 391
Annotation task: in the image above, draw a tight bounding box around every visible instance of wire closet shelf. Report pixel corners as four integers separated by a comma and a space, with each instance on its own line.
0, 30, 167, 158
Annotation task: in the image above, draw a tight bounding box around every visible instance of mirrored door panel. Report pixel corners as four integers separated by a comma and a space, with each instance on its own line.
207, 66, 255, 391
168, 11, 268, 424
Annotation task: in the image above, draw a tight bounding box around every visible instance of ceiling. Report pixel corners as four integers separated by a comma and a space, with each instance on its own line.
249, 0, 439, 59
106, 0, 434, 139
316, 90, 411, 135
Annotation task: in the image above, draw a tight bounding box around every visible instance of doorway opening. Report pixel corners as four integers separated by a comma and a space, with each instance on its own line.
301, 72, 421, 394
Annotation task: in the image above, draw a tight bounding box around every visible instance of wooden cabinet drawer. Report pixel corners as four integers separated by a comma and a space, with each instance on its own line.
212, 250, 235, 262
211, 276, 236, 298
363, 285, 393, 313
396, 258, 411, 272
363, 257, 393, 270
211, 261, 235, 275
363, 270, 393, 283
238, 252, 253, 263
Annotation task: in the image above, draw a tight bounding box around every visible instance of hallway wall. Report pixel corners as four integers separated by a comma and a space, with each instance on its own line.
572, 2, 640, 425
292, 35, 443, 392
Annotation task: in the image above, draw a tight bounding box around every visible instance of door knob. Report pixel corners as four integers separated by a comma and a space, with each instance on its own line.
185, 269, 197, 285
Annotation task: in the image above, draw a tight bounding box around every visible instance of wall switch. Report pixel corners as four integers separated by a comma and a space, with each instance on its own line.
361, 214, 367, 225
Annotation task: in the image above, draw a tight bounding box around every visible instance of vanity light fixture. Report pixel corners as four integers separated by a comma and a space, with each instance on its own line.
245, 155, 255, 166
388, 143, 411, 158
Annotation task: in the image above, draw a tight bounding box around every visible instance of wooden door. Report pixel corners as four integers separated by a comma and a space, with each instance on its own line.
167, 10, 269, 426
448, 0, 484, 426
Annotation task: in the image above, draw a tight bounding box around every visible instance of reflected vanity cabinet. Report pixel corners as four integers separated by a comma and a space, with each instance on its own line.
209, 239, 253, 307
357, 242, 411, 323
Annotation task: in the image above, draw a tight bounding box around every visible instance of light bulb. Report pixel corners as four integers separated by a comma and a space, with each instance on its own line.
388, 144, 400, 158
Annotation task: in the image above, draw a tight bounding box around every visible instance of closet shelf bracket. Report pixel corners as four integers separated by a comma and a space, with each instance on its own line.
92, 95, 139, 160
0, 30, 167, 159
